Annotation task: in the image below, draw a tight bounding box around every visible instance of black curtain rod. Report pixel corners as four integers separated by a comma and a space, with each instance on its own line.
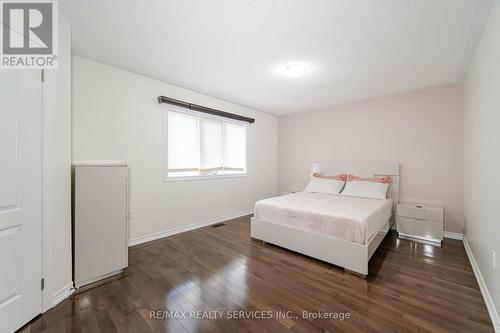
157, 96, 255, 124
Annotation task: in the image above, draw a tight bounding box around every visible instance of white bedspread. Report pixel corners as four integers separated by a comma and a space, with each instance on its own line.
254, 192, 393, 244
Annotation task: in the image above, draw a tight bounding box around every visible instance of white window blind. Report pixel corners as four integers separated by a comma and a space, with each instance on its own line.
167, 111, 198, 171
200, 118, 223, 172
166, 109, 246, 178
224, 122, 246, 171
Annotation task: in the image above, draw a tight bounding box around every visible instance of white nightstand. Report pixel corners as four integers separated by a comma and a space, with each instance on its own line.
396, 202, 444, 246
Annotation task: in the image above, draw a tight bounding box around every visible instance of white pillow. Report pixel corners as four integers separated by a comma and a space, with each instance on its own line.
304, 177, 345, 195
340, 181, 389, 200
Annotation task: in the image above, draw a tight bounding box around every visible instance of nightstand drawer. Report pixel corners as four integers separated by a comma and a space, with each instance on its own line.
397, 203, 443, 222
396, 216, 443, 242
414, 219, 443, 240
396, 216, 415, 235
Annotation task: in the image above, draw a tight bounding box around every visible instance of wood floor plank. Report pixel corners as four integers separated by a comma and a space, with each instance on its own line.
20, 215, 494, 333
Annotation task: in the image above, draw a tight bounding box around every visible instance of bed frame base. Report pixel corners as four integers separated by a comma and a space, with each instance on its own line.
251, 216, 393, 276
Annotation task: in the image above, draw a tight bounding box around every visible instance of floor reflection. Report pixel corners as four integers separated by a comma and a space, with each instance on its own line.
21, 219, 492, 333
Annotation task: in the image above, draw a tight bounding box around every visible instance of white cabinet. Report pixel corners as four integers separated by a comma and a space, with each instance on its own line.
396, 202, 443, 245
73, 163, 128, 288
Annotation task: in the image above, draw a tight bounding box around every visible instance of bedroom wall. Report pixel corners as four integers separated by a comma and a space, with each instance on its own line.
72, 56, 278, 244
464, 0, 500, 328
278, 83, 464, 233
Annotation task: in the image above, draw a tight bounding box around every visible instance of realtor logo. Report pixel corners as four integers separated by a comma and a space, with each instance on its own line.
1, 0, 58, 68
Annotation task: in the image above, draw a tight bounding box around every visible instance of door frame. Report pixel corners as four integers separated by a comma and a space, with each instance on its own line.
40, 65, 74, 313
41, 79, 54, 312
40, 14, 73, 314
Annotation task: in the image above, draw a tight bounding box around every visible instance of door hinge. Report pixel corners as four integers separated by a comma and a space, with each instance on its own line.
41, 278, 45, 290
41, 69, 45, 82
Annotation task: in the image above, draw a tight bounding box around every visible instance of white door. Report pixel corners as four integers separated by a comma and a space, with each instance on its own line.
0, 70, 43, 332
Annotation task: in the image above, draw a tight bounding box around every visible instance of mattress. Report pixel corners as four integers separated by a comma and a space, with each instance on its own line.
254, 192, 393, 244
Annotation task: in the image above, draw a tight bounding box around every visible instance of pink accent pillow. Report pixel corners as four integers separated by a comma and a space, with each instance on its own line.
348, 174, 392, 184
313, 173, 347, 182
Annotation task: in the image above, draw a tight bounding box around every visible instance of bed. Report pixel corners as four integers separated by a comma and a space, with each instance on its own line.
251, 161, 399, 277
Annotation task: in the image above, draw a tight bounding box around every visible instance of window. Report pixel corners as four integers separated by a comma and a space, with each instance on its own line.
165, 108, 247, 180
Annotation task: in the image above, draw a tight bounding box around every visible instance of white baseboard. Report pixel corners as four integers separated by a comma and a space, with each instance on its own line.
128, 209, 253, 247
444, 231, 464, 240
52, 281, 74, 307
463, 237, 500, 332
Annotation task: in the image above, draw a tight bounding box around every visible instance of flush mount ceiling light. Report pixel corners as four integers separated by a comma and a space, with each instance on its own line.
278, 62, 312, 78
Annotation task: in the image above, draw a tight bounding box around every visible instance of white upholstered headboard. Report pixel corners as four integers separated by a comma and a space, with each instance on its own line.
311, 161, 400, 212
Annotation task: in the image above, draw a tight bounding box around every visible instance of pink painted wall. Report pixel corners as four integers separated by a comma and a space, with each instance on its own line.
278, 83, 464, 233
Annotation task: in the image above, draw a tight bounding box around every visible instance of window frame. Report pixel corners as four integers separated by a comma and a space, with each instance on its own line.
163, 105, 248, 182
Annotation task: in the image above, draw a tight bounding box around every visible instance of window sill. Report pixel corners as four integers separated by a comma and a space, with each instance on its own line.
164, 173, 248, 182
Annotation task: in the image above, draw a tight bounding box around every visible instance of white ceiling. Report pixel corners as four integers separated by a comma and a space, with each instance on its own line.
60, 0, 492, 115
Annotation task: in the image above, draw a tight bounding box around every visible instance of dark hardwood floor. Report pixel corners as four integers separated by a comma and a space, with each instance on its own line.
21, 215, 493, 332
